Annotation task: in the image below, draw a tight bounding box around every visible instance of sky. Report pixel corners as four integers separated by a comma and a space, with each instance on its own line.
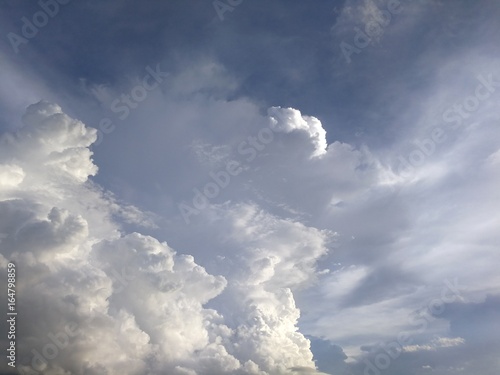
0, 0, 499, 374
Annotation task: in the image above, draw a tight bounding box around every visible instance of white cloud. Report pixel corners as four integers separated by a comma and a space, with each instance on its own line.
0, 101, 331, 375
0, 164, 25, 188
268, 107, 328, 158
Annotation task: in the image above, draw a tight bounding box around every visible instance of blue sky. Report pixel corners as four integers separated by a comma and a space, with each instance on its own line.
0, 1, 499, 374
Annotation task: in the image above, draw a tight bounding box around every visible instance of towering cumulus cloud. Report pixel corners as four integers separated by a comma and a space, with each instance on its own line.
0, 101, 329, 374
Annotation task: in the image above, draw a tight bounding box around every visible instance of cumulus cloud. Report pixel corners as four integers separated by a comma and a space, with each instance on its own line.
268, 107, 328, 158
198, 203, 333, 373
0, 101, 330, 375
